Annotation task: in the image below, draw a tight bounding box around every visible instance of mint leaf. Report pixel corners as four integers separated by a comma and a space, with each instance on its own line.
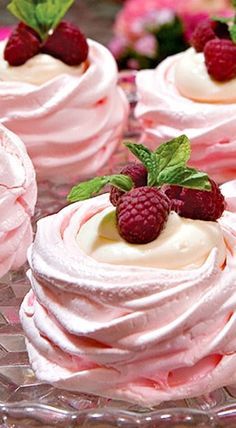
67, 175, 133, 202
230, 24, 236, 43
158, 166, 211, 191
154, 135, 190, 174
125, 142, 152, 168
35, 0, 74, 38
7, 0, 74, 41
124, 142, 159, 186
212, 15, 233, 23
8, 0, 39, 34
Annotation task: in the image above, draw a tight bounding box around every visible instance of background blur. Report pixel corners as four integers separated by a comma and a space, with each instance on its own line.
0, 0, 233, 69
0, 0, 120, 44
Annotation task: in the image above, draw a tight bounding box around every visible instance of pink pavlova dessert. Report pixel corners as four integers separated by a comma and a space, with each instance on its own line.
20, 135, 236, 406
0, 0, 129, 182
135, 6, 236, 183
0, 124, 36, 278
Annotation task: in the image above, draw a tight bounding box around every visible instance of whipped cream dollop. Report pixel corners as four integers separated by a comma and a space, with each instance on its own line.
0, 39, 129, 182
77, 207, 226, 269
0, 124, 36, 277
20, 193, 236, 406
0, 41, 87, 85
135, 50, 236, 183
175, 48, 236, 103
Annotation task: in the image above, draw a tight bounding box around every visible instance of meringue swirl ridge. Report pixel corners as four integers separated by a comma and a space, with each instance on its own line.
20, 194, 236, 406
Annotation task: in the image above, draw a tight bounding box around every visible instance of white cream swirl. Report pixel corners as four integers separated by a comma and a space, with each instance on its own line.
0, 39, 129, 182
0, 41, 87, 85
20, 193, 236, 406
77, 207, 226, 269
135, 50, 236, 183
175, 48, 236, 103
0, 124, 36, 277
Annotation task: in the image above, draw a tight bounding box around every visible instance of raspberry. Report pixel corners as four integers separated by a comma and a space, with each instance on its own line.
161, 179, 225, 221
191, 19, 216, 52
4, 22, 41, 66
110, 162, 147, 207
117, 186, 170, 244
42, 21, 89, 66
204, 39, 236, 82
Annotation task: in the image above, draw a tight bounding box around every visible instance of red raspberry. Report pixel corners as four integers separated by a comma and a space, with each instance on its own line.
204, 39, 236, 82
161, 179, 225, 221
117, 186, 171, 244
42, 21, 88, 66
191, 19, 216, 52
4, 22, 41, 66
110, 162, 147, 207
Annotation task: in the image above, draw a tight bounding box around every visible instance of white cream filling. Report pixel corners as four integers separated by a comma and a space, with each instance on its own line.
77, 208, 226, 269
0, 40, 86, 85
175, 48, 236, 103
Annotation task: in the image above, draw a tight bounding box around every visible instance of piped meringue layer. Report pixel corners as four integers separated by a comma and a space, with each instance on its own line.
20, 193, 236, 406
0, 124, 36, 277
0, 40, 129, 182
135, 50, 236, 183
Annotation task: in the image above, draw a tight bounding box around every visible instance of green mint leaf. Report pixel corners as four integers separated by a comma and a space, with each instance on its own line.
8, 0, 74, 41
155, 135, 191, 174
7, 0, 39, 34
35, 0, 74, 39
232, 0, 236, 8
67, 175, 133, 202
158, 166, 211, 191
230, 24, 236, 43
125, 141, 152, 167
124, 141, 159, 186
212, 15, 233, 23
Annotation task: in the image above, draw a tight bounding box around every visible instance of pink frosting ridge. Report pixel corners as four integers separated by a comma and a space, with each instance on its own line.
0, 124, 36, 277
135, 52, 236, 183
221, 180, 236, 213
0, 39, 129, 182
20, 192, 236, 406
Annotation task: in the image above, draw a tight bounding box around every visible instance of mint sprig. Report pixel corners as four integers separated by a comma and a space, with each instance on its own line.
68, 175, 133, 202
230, 24, 236, 42
67, 135, 211, 203
7, 0, 74, 41
125, 135, 211, 191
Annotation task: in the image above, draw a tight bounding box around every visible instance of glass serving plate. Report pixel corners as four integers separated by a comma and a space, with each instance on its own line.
1, 267, 236, 428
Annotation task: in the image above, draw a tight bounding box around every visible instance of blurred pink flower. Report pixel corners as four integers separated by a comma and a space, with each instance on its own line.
134, 34, 158, 57
114, 0, 233, 42
0, 27, 12, 41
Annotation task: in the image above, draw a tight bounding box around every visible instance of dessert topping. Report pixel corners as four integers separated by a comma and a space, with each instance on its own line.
116, 186, 170, 244
204, 38, 236, 82
191, 19, 219, 53
68, 135, 225, 245
4, 22, 40, 66
41, 21, 88, 66
110, 162, 147, 207
161, 179, 225, 221
191, 1, 236, 81
4, 0, 88, 66
191, 20, 230, 53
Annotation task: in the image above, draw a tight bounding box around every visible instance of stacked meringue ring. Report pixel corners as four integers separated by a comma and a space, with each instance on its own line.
135, 48, 236, 183
0, 124, 36, 278
0, 39, 129, 182
20, 192, 236, 407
